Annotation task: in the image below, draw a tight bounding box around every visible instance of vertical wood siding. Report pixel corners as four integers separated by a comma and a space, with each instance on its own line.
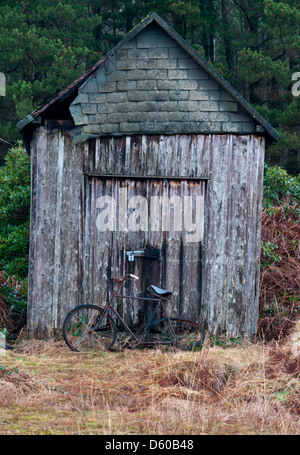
28, 127, 85, 337
84, 177, 205, 325
28, 130, 264, 339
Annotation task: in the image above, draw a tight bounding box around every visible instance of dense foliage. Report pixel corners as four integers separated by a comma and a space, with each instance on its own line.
263, 164, 300, 210
0, 143, 30, 278
0, 0, 299, 172
0, 0, 102, 158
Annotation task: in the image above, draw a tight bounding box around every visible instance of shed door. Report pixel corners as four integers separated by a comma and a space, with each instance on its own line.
84, 177, 206, 326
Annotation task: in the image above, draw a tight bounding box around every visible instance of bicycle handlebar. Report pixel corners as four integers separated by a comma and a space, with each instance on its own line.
113, 274, 139, 283
129, 274, 139, 280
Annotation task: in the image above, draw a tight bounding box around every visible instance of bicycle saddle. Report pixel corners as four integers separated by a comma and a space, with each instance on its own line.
149, 285, 172, 297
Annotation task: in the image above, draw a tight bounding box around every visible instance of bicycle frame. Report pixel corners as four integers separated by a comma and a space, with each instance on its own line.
97, 274, 177, 346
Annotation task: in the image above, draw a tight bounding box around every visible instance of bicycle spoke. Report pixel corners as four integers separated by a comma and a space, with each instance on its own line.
147, 318, 205, 350
63, 305, 117, 352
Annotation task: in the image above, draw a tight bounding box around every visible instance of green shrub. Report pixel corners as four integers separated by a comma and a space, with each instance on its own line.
260, 241, 282, 270
0, 282, 27, 322
263, 164, 300, 214
0, 142, 30, 279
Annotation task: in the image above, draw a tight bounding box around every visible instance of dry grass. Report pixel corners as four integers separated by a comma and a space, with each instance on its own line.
0, 335, 299, 435
0, 207, 299, 434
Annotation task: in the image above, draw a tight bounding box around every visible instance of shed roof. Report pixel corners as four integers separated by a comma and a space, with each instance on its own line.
17, 12, 280, 144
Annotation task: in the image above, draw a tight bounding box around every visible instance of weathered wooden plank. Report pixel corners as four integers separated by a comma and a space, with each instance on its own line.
28, 127, 85, 336
88, 134, 210, 178
28, 127, 59, 337
54, 134, 85, 327
203, 134, 264, 339
27, 129, 38, 337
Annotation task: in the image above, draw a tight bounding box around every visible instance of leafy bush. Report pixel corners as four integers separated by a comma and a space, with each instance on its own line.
260, 241, 282, 270
0, 142, 30, 278
263, 164, 300, 213
0, 271, 27, 335
0, 282, 27, 322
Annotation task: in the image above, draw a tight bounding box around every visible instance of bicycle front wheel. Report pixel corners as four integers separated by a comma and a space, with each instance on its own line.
146, 318, 205, 350
63, 305, 117, 352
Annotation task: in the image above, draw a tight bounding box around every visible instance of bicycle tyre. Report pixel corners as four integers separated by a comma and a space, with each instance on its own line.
63, 304, 117, 352
146, 317, 205, 350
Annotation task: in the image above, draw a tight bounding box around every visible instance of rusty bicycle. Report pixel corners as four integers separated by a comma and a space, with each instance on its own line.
62, 274, 205, 352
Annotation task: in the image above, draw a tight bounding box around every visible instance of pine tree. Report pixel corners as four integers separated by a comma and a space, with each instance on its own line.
0, 0, 101, 158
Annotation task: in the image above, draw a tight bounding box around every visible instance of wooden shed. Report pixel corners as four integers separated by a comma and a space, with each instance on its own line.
18, 13, 280, 340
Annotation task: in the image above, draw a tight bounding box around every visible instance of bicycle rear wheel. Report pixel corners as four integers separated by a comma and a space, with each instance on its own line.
63, 305, 117, 352
146, 317, 205, 350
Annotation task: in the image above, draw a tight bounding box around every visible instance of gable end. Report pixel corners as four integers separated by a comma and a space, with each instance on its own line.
17, 13, 280, 145
69, 22, 255, 144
